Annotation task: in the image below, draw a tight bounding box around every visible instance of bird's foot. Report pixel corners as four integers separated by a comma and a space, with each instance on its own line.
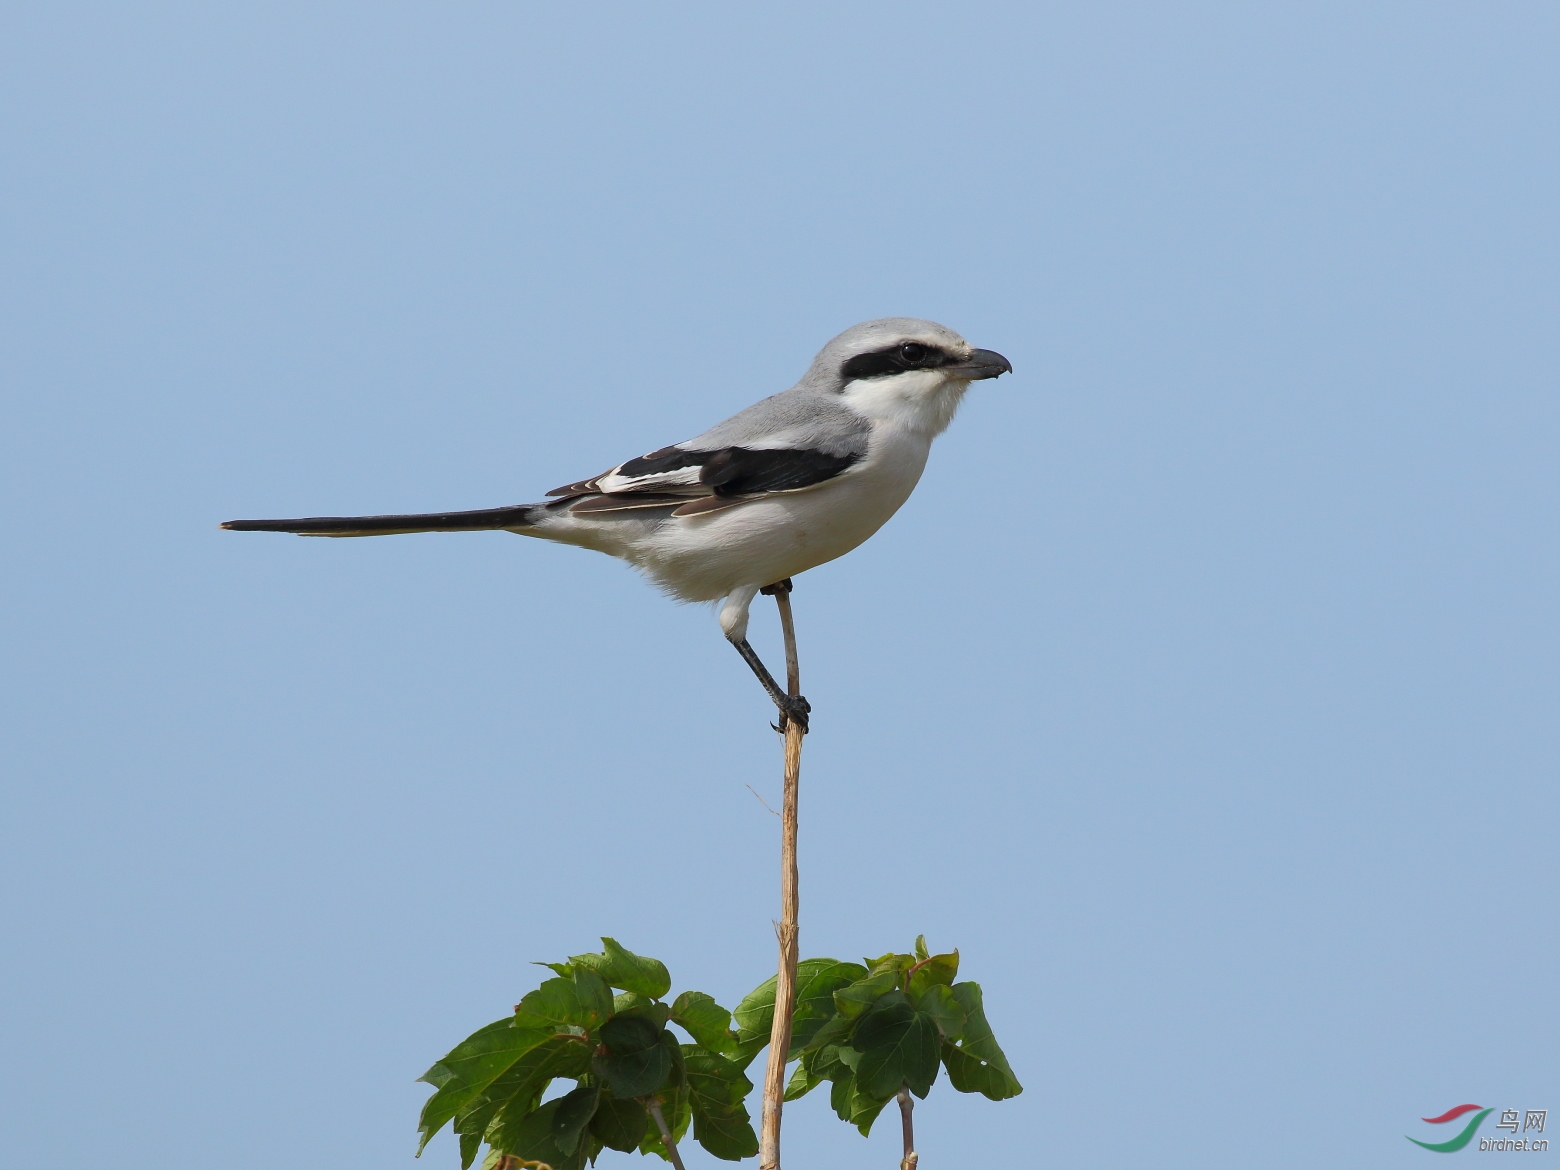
772, 693, 811, 735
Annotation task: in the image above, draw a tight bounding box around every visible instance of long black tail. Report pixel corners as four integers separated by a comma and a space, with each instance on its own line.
221, 503, 539, 537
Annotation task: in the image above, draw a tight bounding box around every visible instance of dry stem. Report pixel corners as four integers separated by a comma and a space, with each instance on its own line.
758, 583, 804, 1170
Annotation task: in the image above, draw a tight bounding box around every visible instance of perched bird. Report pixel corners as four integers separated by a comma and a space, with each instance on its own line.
224, 318, 1011, 729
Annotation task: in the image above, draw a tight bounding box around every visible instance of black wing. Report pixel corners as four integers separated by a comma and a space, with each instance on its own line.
548, 444, 861, 516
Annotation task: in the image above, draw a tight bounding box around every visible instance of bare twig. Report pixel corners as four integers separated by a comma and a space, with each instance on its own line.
758, 580, 804, 1170
898, 1088, 918, 1170
646, 1097, 688, 1170
746, 783, 782, 817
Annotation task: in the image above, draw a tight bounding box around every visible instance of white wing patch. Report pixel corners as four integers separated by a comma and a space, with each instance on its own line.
594, 465, 705, 494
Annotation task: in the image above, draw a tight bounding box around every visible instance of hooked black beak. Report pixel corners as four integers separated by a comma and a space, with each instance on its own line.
946, 348, 1013, 380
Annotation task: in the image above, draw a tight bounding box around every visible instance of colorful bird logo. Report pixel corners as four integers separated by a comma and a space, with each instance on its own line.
1407, 1104, 1493, 1152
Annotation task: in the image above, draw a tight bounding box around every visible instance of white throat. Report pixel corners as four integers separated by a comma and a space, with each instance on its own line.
839, 371, 971, 437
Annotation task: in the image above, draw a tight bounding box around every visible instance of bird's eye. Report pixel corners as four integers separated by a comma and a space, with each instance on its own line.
899, 343, 929, 364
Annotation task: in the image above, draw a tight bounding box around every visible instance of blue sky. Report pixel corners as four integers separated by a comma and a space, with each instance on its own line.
1, 3, 1555, 1168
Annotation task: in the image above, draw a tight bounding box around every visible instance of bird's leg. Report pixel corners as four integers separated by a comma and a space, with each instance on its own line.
762, 578, 808, 733
729, 636, 811, 733
722, 580, 810, 732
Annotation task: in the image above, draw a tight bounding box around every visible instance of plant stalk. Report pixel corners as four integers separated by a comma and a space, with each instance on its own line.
897, 1088, 918, 1170
759, 582, 804, 1170
646, 1097, 688, 1170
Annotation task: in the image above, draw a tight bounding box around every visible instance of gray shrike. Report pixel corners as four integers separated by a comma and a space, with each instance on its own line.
225, 318, 1012, 730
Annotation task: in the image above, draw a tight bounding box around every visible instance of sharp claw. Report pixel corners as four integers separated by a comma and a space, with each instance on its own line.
774, 694, 811, 734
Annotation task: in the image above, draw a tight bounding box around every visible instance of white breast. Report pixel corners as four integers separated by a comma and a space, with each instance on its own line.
618, 419, 933, 601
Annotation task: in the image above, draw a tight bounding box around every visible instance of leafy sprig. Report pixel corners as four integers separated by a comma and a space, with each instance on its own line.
735, 936, 1021, 1138
418, 940, 758, 1169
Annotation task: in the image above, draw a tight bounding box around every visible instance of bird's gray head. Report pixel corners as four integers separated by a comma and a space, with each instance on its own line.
801, 318, 1012, 434
803, 317, 1011, 390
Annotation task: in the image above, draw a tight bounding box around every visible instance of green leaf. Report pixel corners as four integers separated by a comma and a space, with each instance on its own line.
789, 961, 868, 1054
941, 1041, 1017, 1100
571, 938, 671, 999
866, 1014, 941, 1099
513, 977, 609, 1033
661, 1028, 687, 1089
419, 1018, 550, 1091
829, 1070, 855, 1121
832, 970, 898, 1020
550, 1083, 600, 1155
803, 1042, 855, 1083
834, 1044, 862, 1071
730, 959, 808, 1066
915, 983, 967, 1041
788, 1048, 830, 1099
417, 1019, 554, 1153
850, 1079, 893, 1137
589, 1094, 650, 1152
462, 1034, 595, 1154
495, 1098, 591, 1170
670, 990, 738, 1055
852, 993, 940, 1099
682, 1046, 758, 1160
907, 949, 960, 999
823, 1057, 880, 1133
692, 1109, 760, 1161
732, 975, 777, 1041
683, 1047, 754, 1116
638, 1083, 691, 1162
614, 991, 672, 1029
914, 935, 930, 961
940, 982, 1022, 1101
784, 1061, 823, 1101
573, 966, 615, 1022
458, 1130, 481, 1170
863, 952, 915, 980
851, 990, 914, 1050
733, 958, 853, 1041
601, 1014, 662, 1054
594, 1015, 673, 1099
834, 1059, 897, 1136
800, 1010, 856, 1056
535, 961, 574, 978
